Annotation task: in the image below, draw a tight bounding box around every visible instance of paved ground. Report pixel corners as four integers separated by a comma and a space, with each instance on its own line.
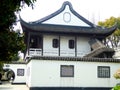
0, 81, 29, 90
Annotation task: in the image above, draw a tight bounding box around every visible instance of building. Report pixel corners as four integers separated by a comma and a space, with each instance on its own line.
20, 1, 120, 90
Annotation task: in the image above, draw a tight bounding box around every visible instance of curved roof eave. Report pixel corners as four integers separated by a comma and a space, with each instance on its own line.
20, 17, 117, 37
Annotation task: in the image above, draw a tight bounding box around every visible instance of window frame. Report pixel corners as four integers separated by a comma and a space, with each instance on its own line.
69, 39, 75, 49
97, 66, 110, 78
30, 36, 38, 48
60, 65, 74, 77
52, 39, 59, 48
17, 69, 24, 76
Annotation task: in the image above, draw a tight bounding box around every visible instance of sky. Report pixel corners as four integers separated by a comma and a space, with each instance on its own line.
20, 0, 120, 24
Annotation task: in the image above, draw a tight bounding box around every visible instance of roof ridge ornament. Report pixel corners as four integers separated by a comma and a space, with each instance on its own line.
20, 1, 95, 27
62, 1, 73, 8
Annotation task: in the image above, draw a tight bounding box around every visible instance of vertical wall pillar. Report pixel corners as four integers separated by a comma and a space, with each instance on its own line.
75, 36, 77, 57
42, 36, 43, 56
27, 32, 30, 55
59, 35, 60, 56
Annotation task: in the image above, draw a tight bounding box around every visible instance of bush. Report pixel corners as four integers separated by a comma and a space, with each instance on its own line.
114, 69, 120, 79
112, 85, 120, 90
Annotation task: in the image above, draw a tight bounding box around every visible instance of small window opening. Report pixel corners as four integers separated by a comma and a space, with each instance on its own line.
69, 40, 74, 49
53, 39, 59, 48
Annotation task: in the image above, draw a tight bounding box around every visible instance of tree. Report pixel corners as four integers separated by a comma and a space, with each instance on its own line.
112, 69, 120, 90
99, 17, 120, 90
98, 16, 120, 48
0, 0, 36, 70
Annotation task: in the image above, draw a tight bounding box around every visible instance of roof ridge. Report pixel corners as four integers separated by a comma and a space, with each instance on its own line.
27, 1, 95, 27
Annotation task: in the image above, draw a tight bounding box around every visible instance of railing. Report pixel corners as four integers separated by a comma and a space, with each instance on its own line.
29, 48, 42, 56
60, 50, 75, 56
29, 48, 89, 57
43, 49, 59, 56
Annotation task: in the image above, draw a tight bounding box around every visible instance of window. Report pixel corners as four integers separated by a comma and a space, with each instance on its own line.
97, 66, 110, 78
30, 37, 38, 48
53, 39, 59, 48
69, 40, 74, 49
61, 65, 74, 77
17, 69, 24, 76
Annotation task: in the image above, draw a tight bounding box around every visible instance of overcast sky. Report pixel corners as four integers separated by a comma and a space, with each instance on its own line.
20, 0, 120, 24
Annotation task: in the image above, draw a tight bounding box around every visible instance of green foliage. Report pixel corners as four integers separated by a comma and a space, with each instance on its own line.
113, 69, 120, 89
0, 31, 25, 61
98, 16, 120, 48
0, 0, 36, 30
98, 17, 117, 28
112, 85, 120, 90
113, 68, 120, 79
0, 62, 3, 72
114, 74, 120, 79
0, 0, 36, 71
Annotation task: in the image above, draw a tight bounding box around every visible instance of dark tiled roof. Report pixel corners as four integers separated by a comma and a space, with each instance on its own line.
10, 61, 26, 64
21, 19, 116, 38
29, 56, 120, 63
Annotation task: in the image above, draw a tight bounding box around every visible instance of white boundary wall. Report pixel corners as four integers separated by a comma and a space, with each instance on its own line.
26, 59, 120, 88
3, 63, 26, 84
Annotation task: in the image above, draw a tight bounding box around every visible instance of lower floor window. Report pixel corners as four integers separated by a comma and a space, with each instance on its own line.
17, 69, 24, 76
98, 66, 110, 78
60, 65, 74, 77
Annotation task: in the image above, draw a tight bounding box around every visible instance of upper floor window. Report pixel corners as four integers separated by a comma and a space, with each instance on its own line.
30, 37, 38, 48
69, 40, 75, 49
53, 39, 59, 48
97, 66, 110, 78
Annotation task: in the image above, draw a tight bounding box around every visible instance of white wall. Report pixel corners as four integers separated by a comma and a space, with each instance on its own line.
26, 61, 32, 87
3, 64, 26, 84
26, 60, 120, 87
43, 35, 59, 56
77, 37, 91, 57
42, 5, 90, 27
60, 36, 75, 56
43, 35, 91, 57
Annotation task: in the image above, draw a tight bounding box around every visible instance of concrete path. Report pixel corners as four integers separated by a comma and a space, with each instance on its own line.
0, 81, 29, 90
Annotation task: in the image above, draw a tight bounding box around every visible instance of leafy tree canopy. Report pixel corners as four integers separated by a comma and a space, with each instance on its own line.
0, 0, 36, 31
98, 16, 120, 48
0, 0, 36, 70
